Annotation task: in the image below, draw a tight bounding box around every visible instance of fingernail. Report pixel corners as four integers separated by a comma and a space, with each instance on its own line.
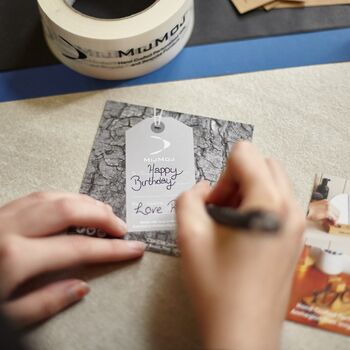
116, 217, 128, 234
67, 282, 90, 302
125, 240, 146, 252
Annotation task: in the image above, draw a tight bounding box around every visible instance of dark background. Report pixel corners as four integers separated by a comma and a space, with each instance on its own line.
1, 0, 350, 72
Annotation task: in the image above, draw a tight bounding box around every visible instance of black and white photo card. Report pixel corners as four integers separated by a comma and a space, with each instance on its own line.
73, 101, 254, 256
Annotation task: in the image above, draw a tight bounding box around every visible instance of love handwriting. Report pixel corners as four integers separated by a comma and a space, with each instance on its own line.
134, 200, 176, 216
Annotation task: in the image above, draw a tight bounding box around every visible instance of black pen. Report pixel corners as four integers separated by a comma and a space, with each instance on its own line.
206, 204, 281, 233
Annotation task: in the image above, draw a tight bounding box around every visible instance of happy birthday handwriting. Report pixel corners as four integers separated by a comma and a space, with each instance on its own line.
130, 163, 183, 191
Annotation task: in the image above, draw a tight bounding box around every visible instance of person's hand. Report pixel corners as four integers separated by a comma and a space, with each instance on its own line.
307, 199, 339, 225
176, 142, 305, 350
0, 192, 145, 328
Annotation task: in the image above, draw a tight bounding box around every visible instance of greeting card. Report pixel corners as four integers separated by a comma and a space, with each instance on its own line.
72, 101, 254, 256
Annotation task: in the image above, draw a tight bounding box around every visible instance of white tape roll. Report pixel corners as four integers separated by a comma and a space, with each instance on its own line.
37, 0, 194, 80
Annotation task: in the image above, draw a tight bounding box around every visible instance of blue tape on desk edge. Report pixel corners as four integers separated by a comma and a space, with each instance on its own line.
1, 28, 350, 102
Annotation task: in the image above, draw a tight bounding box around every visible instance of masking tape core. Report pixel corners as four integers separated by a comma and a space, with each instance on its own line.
66, 0, 159, 20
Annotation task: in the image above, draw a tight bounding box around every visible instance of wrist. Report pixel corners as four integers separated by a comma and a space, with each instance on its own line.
198, 299, 283, 350
203, 316, 281, 350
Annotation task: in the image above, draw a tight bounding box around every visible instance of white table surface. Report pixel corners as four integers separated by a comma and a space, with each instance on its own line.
0, 62, 349, 350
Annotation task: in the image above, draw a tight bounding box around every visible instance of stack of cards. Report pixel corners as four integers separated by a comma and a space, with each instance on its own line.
287, 174, 350, 336
231, 0, 350, 13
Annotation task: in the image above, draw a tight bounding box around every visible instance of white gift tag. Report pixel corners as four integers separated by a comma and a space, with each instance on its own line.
126, 116, 195, 232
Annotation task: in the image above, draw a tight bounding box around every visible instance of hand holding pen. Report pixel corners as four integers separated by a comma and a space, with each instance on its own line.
176, 141, 305, 350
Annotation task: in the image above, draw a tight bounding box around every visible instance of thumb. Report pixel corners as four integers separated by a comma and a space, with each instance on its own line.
176, 181, 212, 247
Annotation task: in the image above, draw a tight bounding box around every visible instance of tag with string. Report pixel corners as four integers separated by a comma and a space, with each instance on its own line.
125, 109, 196, 233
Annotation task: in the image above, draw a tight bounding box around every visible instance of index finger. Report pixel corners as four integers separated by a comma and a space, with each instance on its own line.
208, 142, 281, 212
15, 195, 127, 238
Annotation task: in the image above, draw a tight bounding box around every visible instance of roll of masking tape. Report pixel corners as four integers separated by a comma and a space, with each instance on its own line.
37, 0, 194, 80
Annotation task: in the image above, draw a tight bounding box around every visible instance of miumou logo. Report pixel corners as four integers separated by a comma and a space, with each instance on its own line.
58, 36, 87, 60
150, 136, 171, 156
54, 13, 188, 61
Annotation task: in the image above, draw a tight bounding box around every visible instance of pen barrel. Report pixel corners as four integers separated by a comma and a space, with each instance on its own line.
206, 204, 281, 233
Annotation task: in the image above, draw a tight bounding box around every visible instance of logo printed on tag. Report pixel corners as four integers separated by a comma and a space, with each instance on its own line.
150, 136, 171, 155
126, 117, 195, 232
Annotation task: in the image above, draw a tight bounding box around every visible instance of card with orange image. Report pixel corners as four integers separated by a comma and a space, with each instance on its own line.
287, 245, 350, 335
